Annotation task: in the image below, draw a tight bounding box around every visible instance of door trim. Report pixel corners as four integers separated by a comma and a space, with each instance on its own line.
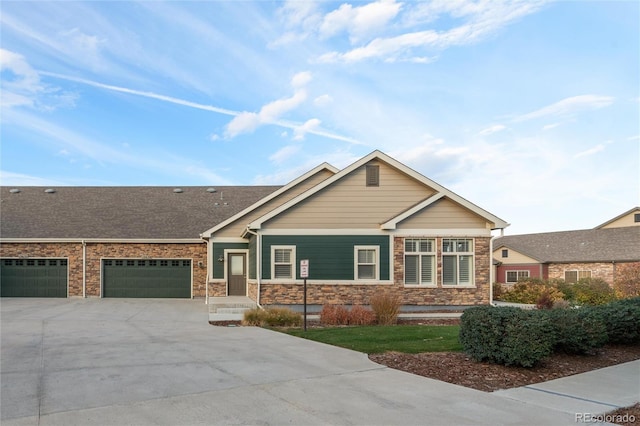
224, 249, 249, 296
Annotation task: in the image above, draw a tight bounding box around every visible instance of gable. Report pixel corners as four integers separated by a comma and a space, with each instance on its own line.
262, 160, 436, 229
492, 247, 540, 264
595, 207, 640, 229
396, 197, 490, 230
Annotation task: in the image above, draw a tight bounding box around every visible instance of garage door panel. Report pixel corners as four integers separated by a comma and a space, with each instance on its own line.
103, 259, 191, 298
1, 259, 67, 297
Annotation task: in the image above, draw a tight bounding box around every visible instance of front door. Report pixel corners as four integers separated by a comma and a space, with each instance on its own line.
228, 253, 246, 296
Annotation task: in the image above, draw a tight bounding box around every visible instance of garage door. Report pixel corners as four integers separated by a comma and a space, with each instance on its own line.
1, 259, 68, 297
103, 259, 191, 298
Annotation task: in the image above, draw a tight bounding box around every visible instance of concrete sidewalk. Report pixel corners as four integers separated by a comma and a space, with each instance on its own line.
494, 360, 640, 416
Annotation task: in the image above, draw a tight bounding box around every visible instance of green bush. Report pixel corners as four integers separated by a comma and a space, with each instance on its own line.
500, 278, 564, 305
573, 278, 616, 305
370, 292, 401, 326
459, 306, 554, 367
544, 308, 607, 354
242, 307, 302, 327
594, 297, 640, 344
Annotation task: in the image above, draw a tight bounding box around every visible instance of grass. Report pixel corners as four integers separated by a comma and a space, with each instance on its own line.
284, 325, 462, 354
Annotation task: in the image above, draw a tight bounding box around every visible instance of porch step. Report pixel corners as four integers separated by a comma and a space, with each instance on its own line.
208, 297, 257, 323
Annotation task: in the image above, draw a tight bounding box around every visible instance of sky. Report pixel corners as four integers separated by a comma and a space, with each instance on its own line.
1, 0, 638, 236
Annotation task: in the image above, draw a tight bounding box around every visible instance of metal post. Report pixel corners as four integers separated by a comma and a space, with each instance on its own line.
303, 278, 307, 332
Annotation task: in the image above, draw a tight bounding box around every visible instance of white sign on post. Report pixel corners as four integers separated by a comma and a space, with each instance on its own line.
300, 259, 309, 278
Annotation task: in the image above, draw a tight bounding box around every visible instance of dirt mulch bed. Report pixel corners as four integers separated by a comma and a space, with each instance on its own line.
369, 344, 640, 393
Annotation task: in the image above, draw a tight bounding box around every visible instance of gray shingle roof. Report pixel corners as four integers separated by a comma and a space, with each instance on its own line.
0, 186, 280, 239
495, 227, 640, 263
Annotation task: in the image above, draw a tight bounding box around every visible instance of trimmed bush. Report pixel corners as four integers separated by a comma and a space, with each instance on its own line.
594, 297, 640, 344
573, 278, 616, 306
544, 307, 607, 354
459, 306, 554, 367
500, 278, 564, 305
348, 305, 377, 325
242, 307, 302, 327
370, 292, 401, 325
320, 305, 350, 325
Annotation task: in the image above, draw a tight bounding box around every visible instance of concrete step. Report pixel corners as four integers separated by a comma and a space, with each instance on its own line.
209, 312, 245, 322
215, 307, 254, 314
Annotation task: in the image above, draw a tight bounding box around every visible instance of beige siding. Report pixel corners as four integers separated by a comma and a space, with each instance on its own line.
599, 211, 640, 228
263, 161, 436, 229
492, 248, 539, 264
216, 169, 335, 237
397, 197, 489, 229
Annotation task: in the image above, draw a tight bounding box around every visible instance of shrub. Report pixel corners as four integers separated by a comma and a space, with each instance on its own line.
492, 282, 504, 300
348, 305, 377, 325
544, 307, 607, 354
320, 305, 350, 325
459, 306, 554, 367
613, 263, 640, 298
552, 299, 571, 309
369, 292, 402, 325
555, 280, 576, 301
536, 290, 556, 310
500, 278, 564, 305
573, 278, 616, 306
242, 307, 302, 327
594, 297, 640, 344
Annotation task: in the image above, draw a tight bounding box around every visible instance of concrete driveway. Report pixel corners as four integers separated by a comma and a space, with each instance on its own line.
1, 299, 577, 425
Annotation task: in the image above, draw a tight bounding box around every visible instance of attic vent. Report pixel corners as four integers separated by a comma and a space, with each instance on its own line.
366, 165, 379, 187
9, 188, 20, 194
173, 188, 183, 193
207, 188, 217, 193
44, 189, 56, 194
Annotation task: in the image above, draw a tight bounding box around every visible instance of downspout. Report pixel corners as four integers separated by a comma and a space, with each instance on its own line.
244, 227, 262, 308
201, 236, 209, 305
489, 229, 503, 306
82, 240, 86, 298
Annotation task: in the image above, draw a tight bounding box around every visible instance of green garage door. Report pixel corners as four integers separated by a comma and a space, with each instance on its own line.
103, 259, 191, 298
1, 259, 68, 297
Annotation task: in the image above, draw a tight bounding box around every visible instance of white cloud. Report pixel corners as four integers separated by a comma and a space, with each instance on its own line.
316, 0, 546, 63
293, 118, 321, 141
269, 145, 301, 164
314, 94, 333, 107
574, 144, 606, 158
513, 95, 614, 122
291, 71, 312, 88
542, 122, 561, 131
478, 124, 506, 136
319, 0, 402, 43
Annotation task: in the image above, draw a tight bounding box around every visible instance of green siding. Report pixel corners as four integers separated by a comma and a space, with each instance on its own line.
248, 236, 257, 280
262, 235, 389, 280
212, 242, 249, 279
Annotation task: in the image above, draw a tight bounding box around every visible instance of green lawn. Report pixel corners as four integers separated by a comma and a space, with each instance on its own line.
284, 325, 462, 354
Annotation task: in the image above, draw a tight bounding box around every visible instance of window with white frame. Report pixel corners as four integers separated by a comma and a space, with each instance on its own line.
272, 246, 295, 279
564, 270, 591, 284
404, 238, 435, 286
442, 238, 474, 286
506, 270, 529, 283
354, 246, 379, 280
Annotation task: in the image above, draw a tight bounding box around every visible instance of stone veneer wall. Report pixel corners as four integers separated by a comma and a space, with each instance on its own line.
547, 262, 616, 285
0, 242, 207, 297
259, 236, 491, 306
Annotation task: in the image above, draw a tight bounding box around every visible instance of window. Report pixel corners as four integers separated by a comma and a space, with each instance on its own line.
506, 270, 529, 283
442, 238, 474, 286
501, 249, 508, 258
404, 238, 435, 286
565, 270, 591, 284
635, 213, 640, 223
366, 165, 379, 187
272, 246, 295, 279
355, 246, 379, 280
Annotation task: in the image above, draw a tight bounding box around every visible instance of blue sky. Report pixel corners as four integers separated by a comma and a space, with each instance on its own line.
1, 0, 638, 235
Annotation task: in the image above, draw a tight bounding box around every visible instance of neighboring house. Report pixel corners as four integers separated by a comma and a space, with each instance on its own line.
493, 209, 640, 286
1, 150, 509, 309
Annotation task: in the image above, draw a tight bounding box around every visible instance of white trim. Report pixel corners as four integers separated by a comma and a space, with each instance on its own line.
385, 229, 493, 237
261, 279, 394, 286
505, 269, 531, 284
225, 250, 249, 296
403, 238, 436, 286
382, 193, 445, 229
354, 245, 380, 281
201, 162, 339, 238
441, 238, 475, 287
255, 228, 491, 237
248, 150, 509, 230
271, 245, 296, 281
210, 237, 249, 243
